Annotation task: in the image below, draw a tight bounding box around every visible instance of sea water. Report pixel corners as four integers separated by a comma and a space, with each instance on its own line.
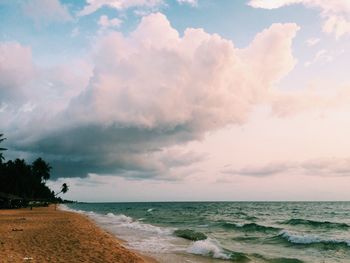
62, 202, 350, 262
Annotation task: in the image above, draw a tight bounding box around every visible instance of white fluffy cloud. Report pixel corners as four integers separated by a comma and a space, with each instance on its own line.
22, 0, 73, 24
78, 0, 163, 16
177, 0, 197, 6
0, 42, 35, 104
248, 0, 350, 38
269, 84, 350, 117
98, 15, 123, 29
70, 15, 298, 130
2, 13, 299, 179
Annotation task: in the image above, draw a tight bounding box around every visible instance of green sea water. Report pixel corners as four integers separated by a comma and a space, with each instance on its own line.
64, 202, 350, 262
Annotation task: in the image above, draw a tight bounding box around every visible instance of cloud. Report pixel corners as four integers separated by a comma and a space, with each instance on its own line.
22, 0, 73, 24
303, 48, 345, 67
177, 0, 198, 6
77, 0, 163, 16
306, 37, 320, 46
304, 49, 333, 67
270, 85, 350, 117
222, 158, 350, 177
0, 42, 35, 104
2, 13, 299, 179
248, 0, 303, 9
248, 0, 350, 38
98, 15, 123, 29
222, 162, 294, 177
0, 49, 93, 142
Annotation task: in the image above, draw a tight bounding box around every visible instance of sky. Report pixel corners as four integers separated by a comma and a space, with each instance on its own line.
1, 0, 350, 202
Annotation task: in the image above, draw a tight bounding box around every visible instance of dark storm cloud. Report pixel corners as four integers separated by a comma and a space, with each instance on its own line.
1, 14, 299, 179
9, 123, 204, 179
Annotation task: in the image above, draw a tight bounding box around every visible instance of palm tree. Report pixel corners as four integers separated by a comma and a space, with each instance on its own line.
55, 183, 69, 196
54, 183, 69, 210
61, 183, 69, 194
0, 134, 7, 163
32, 158, 51, 181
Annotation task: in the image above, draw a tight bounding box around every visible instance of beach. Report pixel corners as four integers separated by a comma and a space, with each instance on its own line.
63, 202, 350, 263
0, 205, 157, 263
2, 202, 350, 263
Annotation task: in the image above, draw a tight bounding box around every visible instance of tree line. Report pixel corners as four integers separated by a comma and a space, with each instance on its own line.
0, 133, 68, 203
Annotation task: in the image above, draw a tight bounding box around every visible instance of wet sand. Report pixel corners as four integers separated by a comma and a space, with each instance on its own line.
0, 205, 157, 263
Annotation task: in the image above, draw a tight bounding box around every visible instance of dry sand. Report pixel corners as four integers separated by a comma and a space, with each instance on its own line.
0, 205, 158, 263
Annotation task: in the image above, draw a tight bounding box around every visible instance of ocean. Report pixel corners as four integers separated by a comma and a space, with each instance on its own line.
62, 202, 350, 262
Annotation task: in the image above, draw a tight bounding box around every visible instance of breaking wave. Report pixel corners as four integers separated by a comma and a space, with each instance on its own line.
187, 238, 250, 262
221, 222, 280, 233
281, 218, 350, 229
275, 230, 350, 249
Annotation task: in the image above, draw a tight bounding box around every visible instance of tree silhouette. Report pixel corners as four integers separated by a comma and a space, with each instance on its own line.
0, 134, 7, 163
0, 133, 70, 208
53, 183, 69, 210
32, 158, 51, 182
55, 183, 69, 197
61, 183, 69, 194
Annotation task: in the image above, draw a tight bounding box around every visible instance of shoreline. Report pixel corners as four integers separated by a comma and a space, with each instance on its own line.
0, 205, 158, 263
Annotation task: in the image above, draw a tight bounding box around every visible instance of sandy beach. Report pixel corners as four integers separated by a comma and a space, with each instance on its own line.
0, 205, 157, 263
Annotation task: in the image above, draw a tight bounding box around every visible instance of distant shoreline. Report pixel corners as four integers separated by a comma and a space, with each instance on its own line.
0, 205, 157, 263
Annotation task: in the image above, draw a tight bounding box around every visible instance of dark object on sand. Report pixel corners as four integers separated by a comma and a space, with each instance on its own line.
174, 229, 207, 241
12, 228, 23, 231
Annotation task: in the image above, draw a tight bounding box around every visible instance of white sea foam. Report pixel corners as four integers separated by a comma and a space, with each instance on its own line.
87, 211, 171, 235
147, 208, 154, 212
120, 219, 171, 235
106, 212, 133, 223
279, 230, 350, 246
59, 204, 77, 212
280, 230, 320, 244
128, 235, 182, 253
60, 205, 178, 253
59, 204, 90, 215
60, 205, 234, 259
187, 239, 230, 260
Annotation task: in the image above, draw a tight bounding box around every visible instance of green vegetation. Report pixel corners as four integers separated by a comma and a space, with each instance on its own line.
0, 134, 69, 208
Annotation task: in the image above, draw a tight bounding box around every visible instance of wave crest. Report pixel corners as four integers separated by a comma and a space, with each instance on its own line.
222, 222, 280, 233
187, 239, 250, 262
282, 218, 350, 229
277, 230, 350, 249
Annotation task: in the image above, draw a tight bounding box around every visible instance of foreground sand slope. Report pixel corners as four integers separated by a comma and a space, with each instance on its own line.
0, 206, 156, 263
